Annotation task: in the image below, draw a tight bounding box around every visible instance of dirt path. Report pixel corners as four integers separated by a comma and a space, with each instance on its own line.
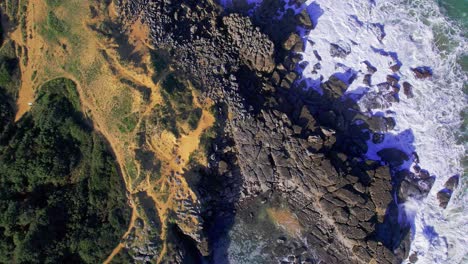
103, 206, 138, 264
11, 0, 46, 121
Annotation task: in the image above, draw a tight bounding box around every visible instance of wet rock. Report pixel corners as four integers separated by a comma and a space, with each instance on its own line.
412, 66, 433, 79
397, 170, 435, 202
295, 9, 314, 29
386, 75, 399, 86
363, 74, 372, 86
283, 32, 301, 51
363, 61, 377, 74
403, 82, 414, 98
437, 175, 460, 209
437, 190, 452, 209
377, 148, 409, 167
372, 133, 385, 144
409, 252, 418, 263
390, 64, 401, 72
330, 42, 351, 58
445, 175, 459, 190
366, 116, 395, 132
323, 76, 348, 97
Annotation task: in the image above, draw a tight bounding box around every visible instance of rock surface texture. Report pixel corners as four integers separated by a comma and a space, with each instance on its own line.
118, 0, 432, 263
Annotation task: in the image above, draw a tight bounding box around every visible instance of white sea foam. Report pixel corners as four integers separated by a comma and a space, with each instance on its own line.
299, 0, 467, 263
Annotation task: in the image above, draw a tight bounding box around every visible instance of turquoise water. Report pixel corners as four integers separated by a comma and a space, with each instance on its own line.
438, 0, 468, 71
438, 0, 468, 30
438, 3, 468, 248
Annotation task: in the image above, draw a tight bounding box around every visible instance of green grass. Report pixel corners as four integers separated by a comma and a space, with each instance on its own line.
187, 107, 202, 130
39, 9, 83, 51
45, 0, 62, 7
119, 113, 138, 133
47, 11, 69, 35
111, 87, 140, 133
125, 159, 138, 180
37, 78, 81, 111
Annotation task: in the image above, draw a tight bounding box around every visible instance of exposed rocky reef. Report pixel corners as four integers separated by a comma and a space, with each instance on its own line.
118, 0, 435, 263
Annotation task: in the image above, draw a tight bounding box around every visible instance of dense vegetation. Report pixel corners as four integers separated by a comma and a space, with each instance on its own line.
0, 78, 130, 263
0, 37, 20, 136
159, 74, 202, 133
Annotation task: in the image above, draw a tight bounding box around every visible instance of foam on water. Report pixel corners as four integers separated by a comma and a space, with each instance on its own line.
298, 0, 467, 263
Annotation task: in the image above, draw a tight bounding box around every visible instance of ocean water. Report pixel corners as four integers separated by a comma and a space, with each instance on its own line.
221, 0, 467, 263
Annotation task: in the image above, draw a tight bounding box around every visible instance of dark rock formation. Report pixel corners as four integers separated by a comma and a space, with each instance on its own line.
412, 66, 433, 79
403, 81, 414, 98
437, 175, 460, 208
118, 0, 426, 263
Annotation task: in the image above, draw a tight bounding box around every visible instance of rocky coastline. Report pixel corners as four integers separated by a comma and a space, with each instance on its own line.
118, 0, 437, 263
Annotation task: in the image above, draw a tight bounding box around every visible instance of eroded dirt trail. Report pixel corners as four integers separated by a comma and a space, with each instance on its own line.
11, 0, 47, 121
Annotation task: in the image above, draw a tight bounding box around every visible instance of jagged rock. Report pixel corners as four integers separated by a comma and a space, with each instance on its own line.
323, 76, 348, 97
298, 106, 317, 131
223, 14, 276, 73
437, 175, 460, 208
295, 9, 314, 29
283, 32, 301, 51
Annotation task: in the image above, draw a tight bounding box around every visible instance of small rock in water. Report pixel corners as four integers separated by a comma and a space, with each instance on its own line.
403, 82, 414, 98
437, 175, 460, 209
386, 75, 399, 86
372, 133, 385, 144
437, 189, 452, 209
445, 174, 459, 190
409, 252, 418, 263
330, 42, 351, 58
363, 61, 377, 74
390, 64, 401, 72
363, 74, 372, 86
411, 66, 433, 79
